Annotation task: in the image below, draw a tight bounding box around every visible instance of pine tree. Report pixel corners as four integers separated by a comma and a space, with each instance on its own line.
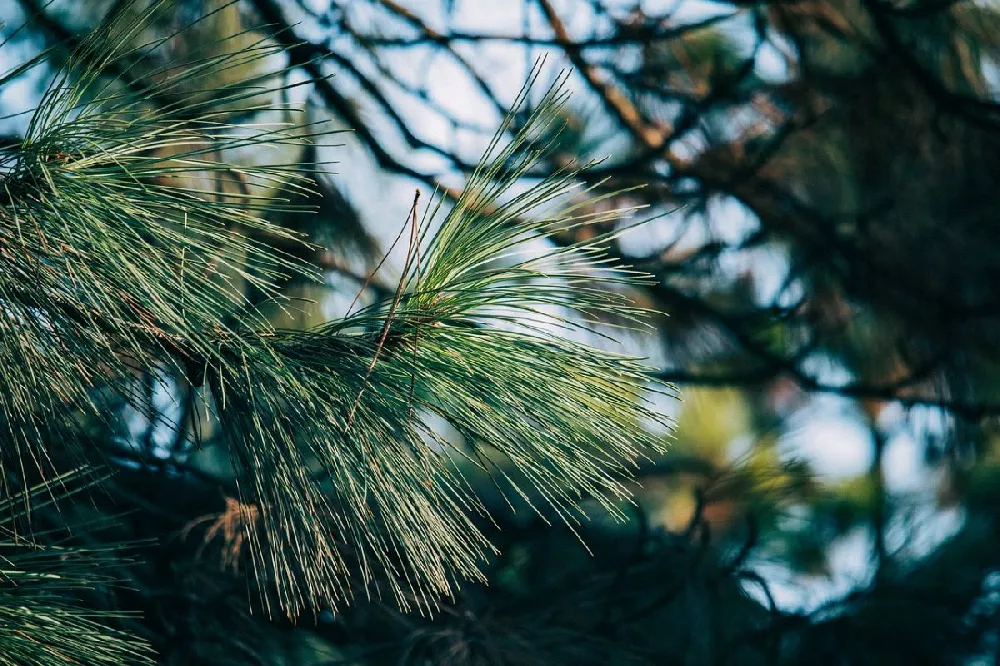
0, 2, 672, 662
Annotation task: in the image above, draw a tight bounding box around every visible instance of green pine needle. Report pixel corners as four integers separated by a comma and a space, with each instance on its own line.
0, 1, 675, 622
208, 74, 675, 617
0, 0, 322, 479
0, 469, 155, 666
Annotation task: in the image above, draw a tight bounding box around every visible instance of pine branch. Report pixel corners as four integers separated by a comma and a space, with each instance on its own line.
204, 73, 675, 617
0, 469, 155, 665
0, 2, 675, 622
0, 0, 326, 476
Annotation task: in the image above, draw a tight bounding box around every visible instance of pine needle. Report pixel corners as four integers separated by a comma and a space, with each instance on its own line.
0, 470, 155, 665
0, 1, 676, 622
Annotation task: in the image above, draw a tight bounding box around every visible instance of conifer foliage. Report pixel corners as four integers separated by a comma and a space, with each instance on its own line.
0, 1, 670, 659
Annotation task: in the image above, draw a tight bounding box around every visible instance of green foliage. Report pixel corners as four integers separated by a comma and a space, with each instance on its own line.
0, 0, 322, 479
0, 470, 154, 665
0, 0, 673, 647
211, 77, 674, 616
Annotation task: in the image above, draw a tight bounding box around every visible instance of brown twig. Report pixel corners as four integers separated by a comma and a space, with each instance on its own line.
344, 189, 420, 433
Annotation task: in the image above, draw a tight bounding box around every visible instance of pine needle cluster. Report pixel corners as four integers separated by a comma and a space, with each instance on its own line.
0, 470, 155, 664
0, 0, 673, 649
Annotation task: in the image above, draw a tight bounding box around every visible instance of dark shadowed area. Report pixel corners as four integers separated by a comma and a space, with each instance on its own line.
1, 0, 1000, 664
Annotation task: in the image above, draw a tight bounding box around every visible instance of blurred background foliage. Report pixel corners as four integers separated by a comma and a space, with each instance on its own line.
3, 0, 1000, 663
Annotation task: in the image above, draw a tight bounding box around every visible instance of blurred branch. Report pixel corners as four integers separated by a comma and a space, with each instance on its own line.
17, 0, 175, 110
864, 0, 1000, 128
536, 0, 672, 147
252, 0, 1000, 423
356, 14, 738, 48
